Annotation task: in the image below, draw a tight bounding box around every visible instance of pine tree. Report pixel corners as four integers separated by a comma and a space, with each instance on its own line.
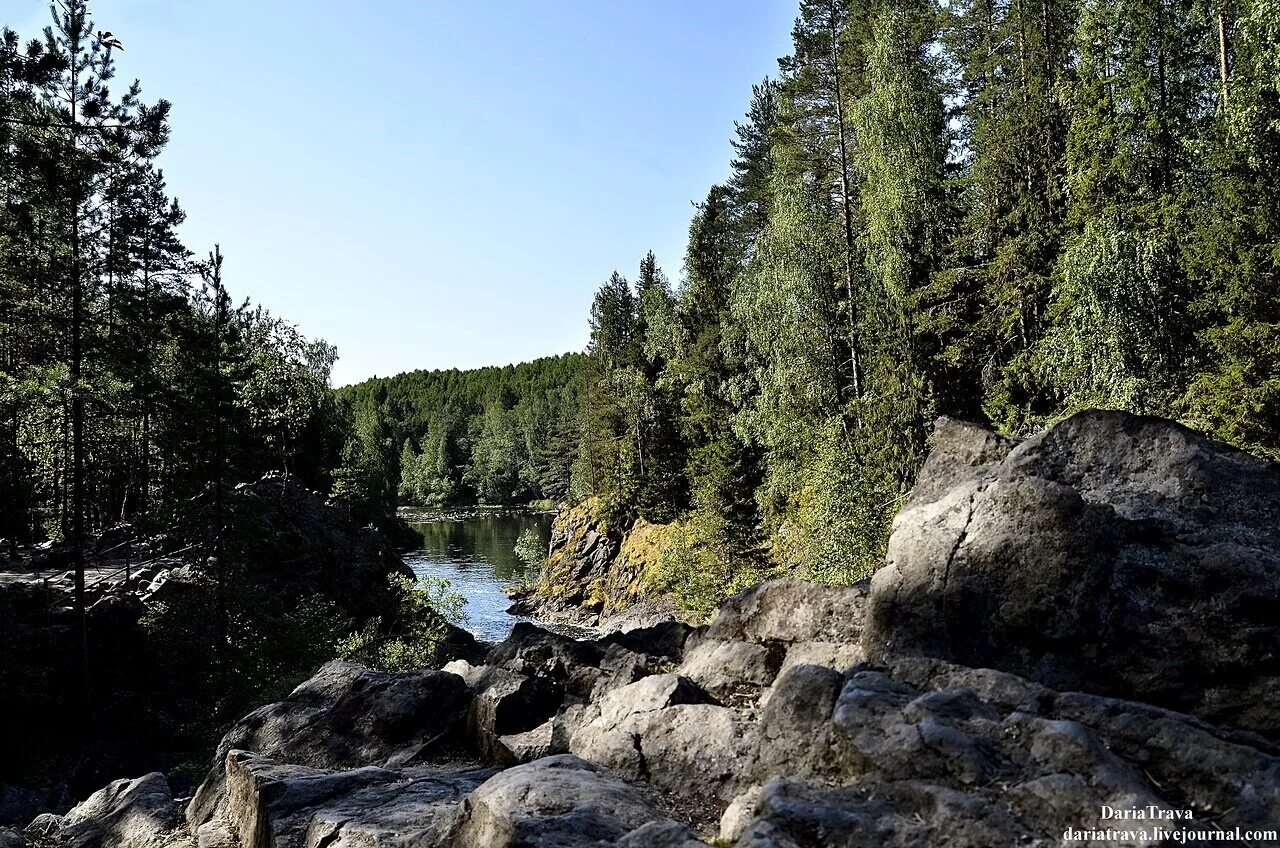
781, 0, 879, 405
1179, 0, 1280, 457
728, 79, 781, 243
675, 186, 764, 551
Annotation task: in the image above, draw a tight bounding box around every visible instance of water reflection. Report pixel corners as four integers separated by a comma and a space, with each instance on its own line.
405, 509, 554, 642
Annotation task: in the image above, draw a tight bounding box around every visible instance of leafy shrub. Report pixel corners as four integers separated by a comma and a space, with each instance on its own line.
337, 575, 466, 672
646, 511, 769, 618
513, 525, 548, 572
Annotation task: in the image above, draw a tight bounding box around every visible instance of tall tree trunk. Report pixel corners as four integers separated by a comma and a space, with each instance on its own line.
828, 5, 863, 409
139, 244, 152, 519
1218, 5, 1230, 107
67, 20, 90, 713
209, 246, 228, 691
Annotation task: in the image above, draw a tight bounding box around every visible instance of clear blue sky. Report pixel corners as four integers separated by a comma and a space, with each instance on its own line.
4, 0, 797, 386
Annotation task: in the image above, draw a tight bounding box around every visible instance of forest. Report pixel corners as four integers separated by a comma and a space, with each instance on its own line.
0, 2, 375, 786
344, 0, 1280, 606
0, 6, 347, 551
335, 354, 583, 514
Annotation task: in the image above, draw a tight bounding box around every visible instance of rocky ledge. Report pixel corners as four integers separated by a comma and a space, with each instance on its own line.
11, 410, 1280, 847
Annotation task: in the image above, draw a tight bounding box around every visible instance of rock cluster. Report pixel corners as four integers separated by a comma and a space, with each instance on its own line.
14, 411, 1280, 846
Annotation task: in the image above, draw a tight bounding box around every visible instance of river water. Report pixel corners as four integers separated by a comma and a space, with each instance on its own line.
404, 508, 555, 642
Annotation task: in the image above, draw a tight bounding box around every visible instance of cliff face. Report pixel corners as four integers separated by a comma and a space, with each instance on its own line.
16, 410, 1280, 847
517, 498, 683, 627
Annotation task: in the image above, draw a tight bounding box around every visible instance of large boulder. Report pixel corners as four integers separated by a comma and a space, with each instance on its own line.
442, 661, 564, 764
447, 755, 700, 847
731, 655, 1280, 845
486, 622, 673, 702
187, 660, 470, 832
569, 675, 749, 802
223, 750, 494, 848
865, 411, 1280, 734
680, 580, 868, 699
32, 773, 189, 848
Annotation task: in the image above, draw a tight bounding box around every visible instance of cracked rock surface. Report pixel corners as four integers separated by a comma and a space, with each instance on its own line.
867, 410, 1280, 735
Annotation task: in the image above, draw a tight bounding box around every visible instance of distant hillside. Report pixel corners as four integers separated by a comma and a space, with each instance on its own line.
334, 354, 585, 510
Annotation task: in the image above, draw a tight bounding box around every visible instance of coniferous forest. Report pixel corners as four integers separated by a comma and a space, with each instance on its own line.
0, 3, 361, 792
0, 6, 343, 553
343, 0, 1280, 606
3, 0, 1280, 829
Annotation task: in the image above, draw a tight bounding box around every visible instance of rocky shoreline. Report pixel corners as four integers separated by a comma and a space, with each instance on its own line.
7, 410, 1280, 847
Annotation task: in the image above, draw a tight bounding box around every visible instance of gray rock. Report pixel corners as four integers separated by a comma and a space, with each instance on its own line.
707, 580, 870, 646
192, 819, 235, 848
223, 749, 493, 848
598, 602, 688, 635
697, 580, 870, 696
733, 777, 1034, 848
496, 720, 560, 764
729, 655, 1280, 845
747, 664, 844, 781
0, 828, 24, 848
866, 410, 1280, 735
447, 755, 679, 847
907, 416, 1017, 505
777, 640, 863, 677
718, 785, 763, 845
188, 661, 470, 831
600, 620, 697, 662
617, 820, 708, 846
23, 814, 61, 842
51, 773, 186, 848
487, 623, 607, 699
587, 673, 709, 731
570, 675, 748, 800
442, 661, 563, 764
679, 637, 779, 698
590, 643, 659, 699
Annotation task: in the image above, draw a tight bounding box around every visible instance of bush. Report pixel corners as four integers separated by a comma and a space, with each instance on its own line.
337, 575, 466, 672
513, 526, 548, 574
140, 572, 350, 753
646, 511, 770, 618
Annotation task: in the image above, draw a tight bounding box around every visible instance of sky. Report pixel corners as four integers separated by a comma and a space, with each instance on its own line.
3, 0, 798, 386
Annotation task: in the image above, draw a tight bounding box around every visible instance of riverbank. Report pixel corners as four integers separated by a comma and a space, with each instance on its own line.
397, 502, 558, 523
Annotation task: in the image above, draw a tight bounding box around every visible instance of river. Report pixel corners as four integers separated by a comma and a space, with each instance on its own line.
403, 508, 556, 641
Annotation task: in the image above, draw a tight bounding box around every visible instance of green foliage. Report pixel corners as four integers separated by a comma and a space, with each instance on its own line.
645, 512, 770, 618
336, 355, 583, 510
337, 576, 467, 673
575, 255, 689, 524
0, 3, 343, 547
34, 0, 1272, 633
513, 525, 548, 572
324, 0, 1280, 613
139, 573, 350, 751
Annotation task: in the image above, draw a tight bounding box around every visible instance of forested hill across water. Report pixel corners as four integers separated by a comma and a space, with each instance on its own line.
333, 355, 585, 510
